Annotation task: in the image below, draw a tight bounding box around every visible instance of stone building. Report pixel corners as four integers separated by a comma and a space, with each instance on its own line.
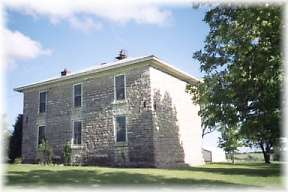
15, 55, 204, 167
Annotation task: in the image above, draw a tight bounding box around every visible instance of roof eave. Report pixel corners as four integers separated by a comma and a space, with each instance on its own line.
14, 55, 155, 92
14, 55, 201, 92
150, 57, 201, 84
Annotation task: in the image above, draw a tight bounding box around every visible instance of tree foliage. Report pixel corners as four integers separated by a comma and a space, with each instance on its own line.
218, 125, 242, 164
187, 5, 282, 163
8, 114, 23, 163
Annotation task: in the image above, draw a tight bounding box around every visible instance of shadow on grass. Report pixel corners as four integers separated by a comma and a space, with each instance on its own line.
6, 169, 251, 187
174, 163, 281, 177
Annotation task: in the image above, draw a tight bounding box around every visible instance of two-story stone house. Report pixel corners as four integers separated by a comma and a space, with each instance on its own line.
15, 54, 204, 167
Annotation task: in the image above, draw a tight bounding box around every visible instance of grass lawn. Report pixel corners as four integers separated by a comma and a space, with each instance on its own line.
4, 162, 283, 188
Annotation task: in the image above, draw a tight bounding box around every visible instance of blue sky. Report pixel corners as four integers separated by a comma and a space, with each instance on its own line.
4, 2, 222, 148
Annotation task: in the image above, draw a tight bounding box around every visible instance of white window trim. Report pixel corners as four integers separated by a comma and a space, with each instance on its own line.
113, 115, 128, 143
71, 120, 82, 147
73, 83, 83, 108
113, 74, 127, 103
38, 90, 47, 114
36, 125, 46, 148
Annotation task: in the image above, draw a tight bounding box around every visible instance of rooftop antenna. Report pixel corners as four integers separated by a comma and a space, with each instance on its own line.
115, 49, 127, 60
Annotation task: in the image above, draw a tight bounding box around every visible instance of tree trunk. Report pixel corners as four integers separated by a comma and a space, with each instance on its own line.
232, 150, 235, 164
263, 152, 271, 164
260, 142, 271, 164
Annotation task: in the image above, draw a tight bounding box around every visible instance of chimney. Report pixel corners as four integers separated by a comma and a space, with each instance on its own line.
61, 69, 69, 76
115, 49, 127, 60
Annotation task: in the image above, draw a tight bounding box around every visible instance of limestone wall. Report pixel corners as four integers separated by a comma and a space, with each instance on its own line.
21, 61, 203, 167
150, 67, 204, 167
21, 62, 155, 166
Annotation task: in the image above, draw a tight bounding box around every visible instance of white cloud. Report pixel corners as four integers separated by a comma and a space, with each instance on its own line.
3, 0, 176, 27
134, 6, 171, 25
3, 29, 52, 64
68, 16, 102, 33
1, 0, 185, 67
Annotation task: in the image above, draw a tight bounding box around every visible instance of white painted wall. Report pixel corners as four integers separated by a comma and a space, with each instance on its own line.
149, 67, 204, 166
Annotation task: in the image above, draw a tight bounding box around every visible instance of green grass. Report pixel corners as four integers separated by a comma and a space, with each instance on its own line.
5, 162, 283, 188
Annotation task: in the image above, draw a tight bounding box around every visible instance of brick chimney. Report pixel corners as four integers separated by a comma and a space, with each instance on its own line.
61, 69, 69, 76
115, 49, 127, 60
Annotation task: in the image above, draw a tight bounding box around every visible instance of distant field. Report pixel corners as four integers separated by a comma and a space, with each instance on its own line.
234, 152, 264, 162
5, 162, 283, 188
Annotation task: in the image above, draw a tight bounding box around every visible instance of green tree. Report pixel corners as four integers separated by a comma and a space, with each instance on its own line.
187, 5, 282, 163
8, 114, 23, 163
218, 125, 242, 164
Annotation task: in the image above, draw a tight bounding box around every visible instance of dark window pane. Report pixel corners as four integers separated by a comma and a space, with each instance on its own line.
38, 126, 46, 145
73, 121, 82, 145
116, 116, 126, 142
74, 96, 81, 107
39, 103, 46, 113
39, 92, 47, 113
116, 87, 125, 100
40, 92, 47, 102
74, 84, 81, 96
115, 75, 125, 100
74, 84, 82, 107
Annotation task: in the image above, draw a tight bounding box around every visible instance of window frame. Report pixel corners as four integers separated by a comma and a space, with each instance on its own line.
114, 74, 126, 102
72, 120, 82, 146
114, 115, 128, 143
37, 125, 46, 146
73, 83, 82, 108
38, 91, 47, 113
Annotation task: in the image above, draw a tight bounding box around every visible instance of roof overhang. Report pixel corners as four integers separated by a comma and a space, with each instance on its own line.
14, 55, 201, 92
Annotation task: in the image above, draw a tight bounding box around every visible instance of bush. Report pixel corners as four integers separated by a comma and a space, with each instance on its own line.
14, 158, 22, 164
63, 141, 72, 166
37, 139, 53, 165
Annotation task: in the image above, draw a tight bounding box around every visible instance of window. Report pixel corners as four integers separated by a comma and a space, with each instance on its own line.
39, 91, 47, 113
38, 126, 46, 145
153, 102, 157, 110
115, 115, 127, 142
73, 121, 82, 145
115, 75, 125, 101
74, 84, 82, 107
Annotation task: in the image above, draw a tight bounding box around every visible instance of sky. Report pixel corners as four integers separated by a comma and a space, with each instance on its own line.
2, 1, 223, 148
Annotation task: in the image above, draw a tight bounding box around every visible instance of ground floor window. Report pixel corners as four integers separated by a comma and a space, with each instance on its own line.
38, 126, 46, 145
73, 121, 82, 145
115, 115, 127, 142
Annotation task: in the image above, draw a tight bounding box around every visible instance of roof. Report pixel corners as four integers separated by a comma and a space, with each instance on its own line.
14, 55, 201, 92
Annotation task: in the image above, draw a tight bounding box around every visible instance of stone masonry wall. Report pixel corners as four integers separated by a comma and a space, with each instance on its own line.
21, 61, 203, 167
21, 62, 155, 166
22, 91, 39, 163
150, 67, 204, 167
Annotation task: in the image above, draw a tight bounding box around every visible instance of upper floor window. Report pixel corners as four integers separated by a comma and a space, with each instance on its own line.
115, 115, 127, 142
74, 84, 82, 107
115, 75, 126, 101
38, 126, 46, 145
39, 91, 47, 113
73, 121, 82, 145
